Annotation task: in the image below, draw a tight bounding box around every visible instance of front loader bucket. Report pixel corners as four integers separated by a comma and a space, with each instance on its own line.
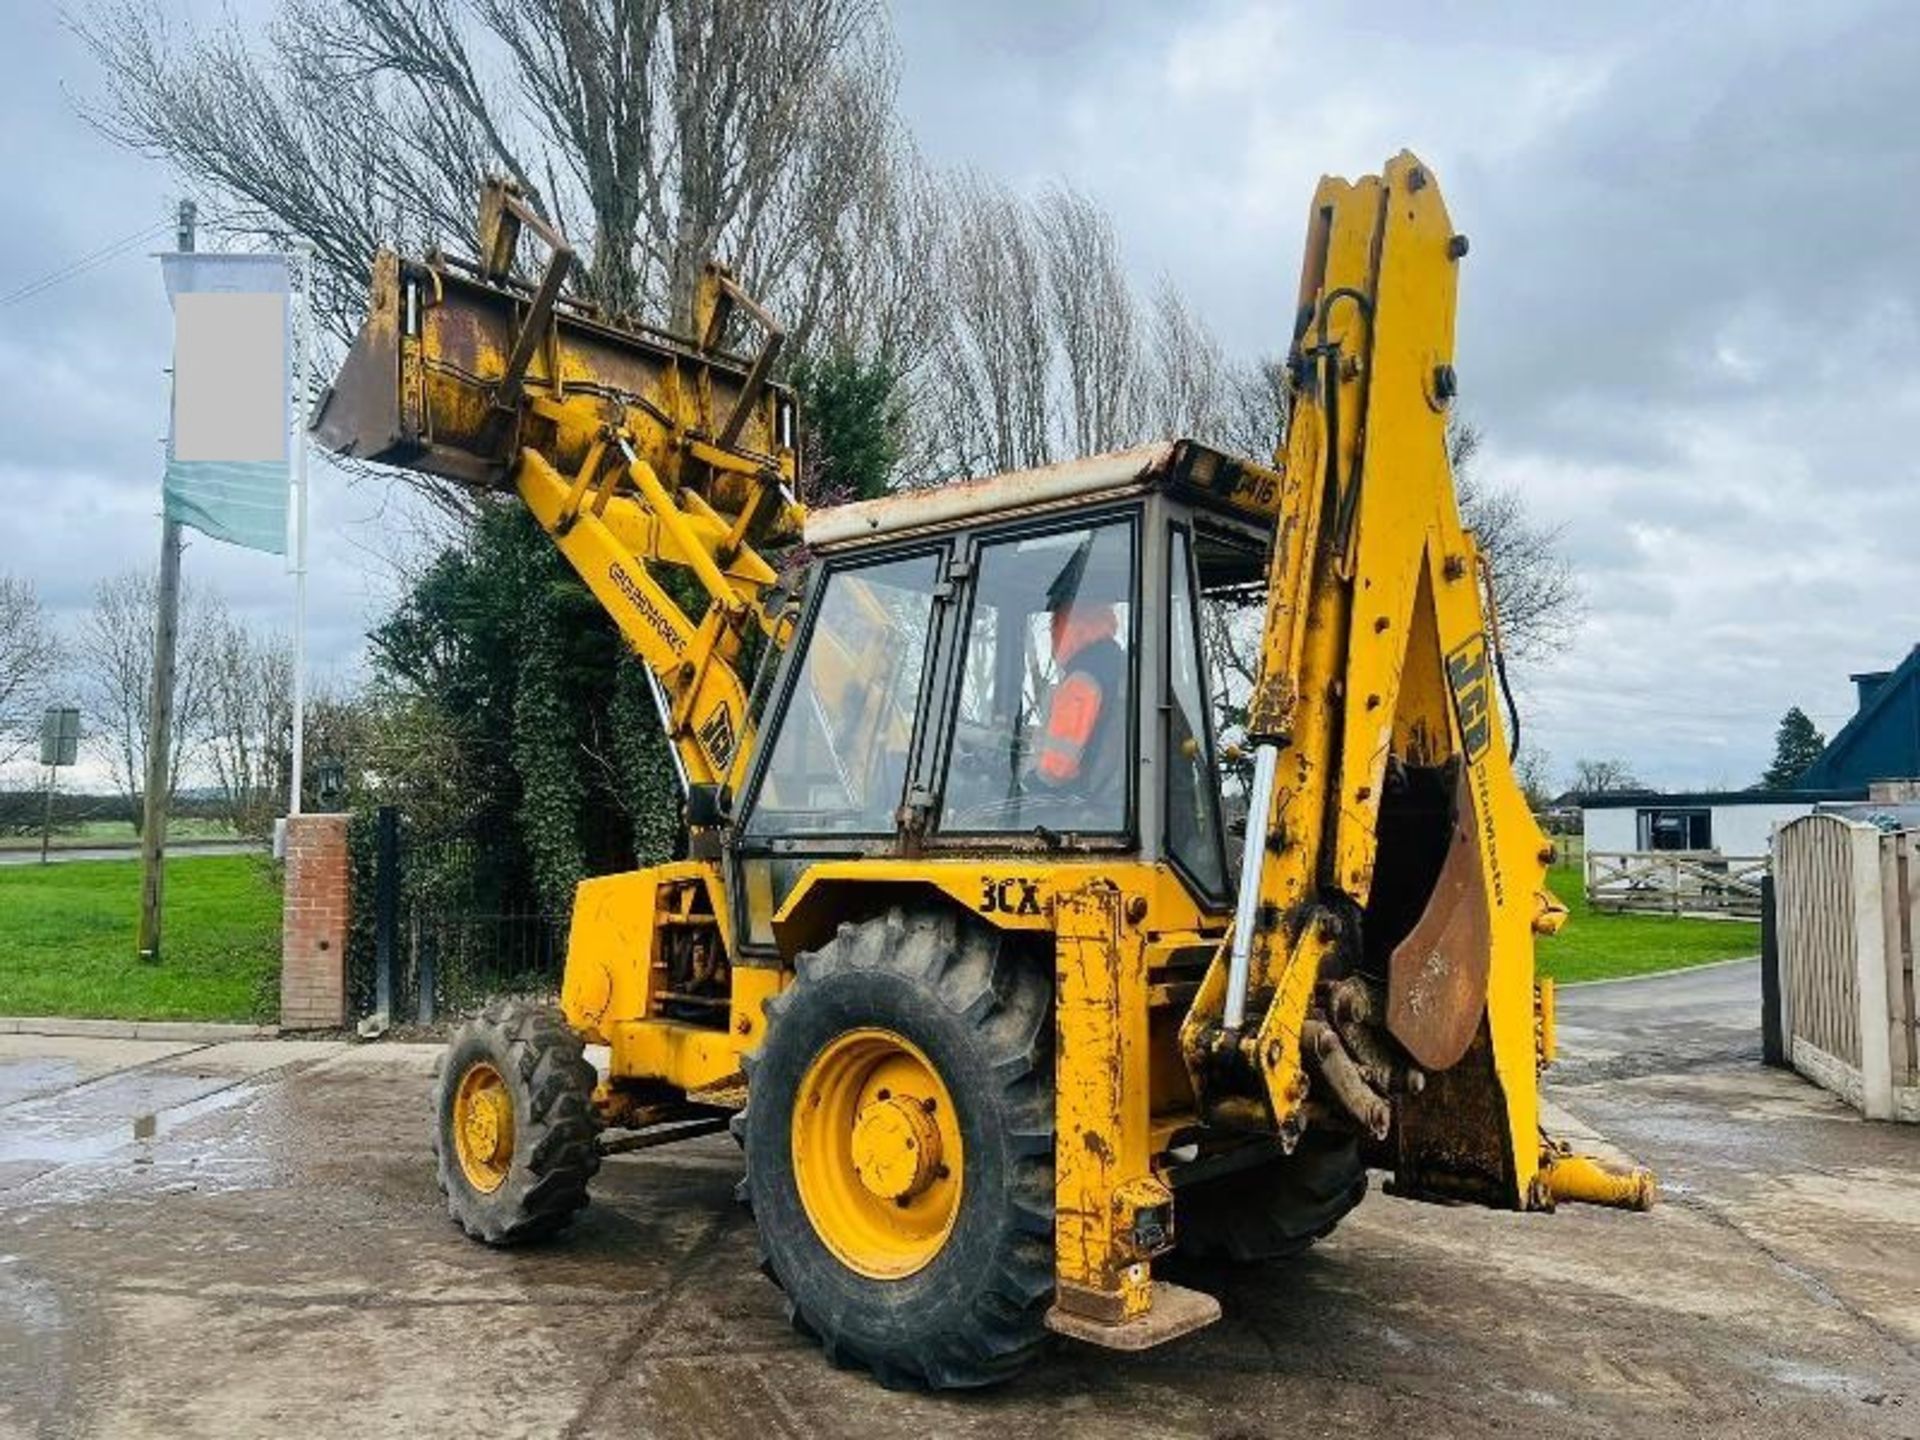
311, 241, 795, 509
310, 251, 410, 468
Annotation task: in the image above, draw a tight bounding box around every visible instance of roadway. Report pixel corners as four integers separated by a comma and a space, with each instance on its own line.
1, 958, 1915, 1437
0, 840, 264, 867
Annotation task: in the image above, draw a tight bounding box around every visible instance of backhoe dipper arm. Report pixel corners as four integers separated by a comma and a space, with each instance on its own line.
312, 181, 804, 802
1182, 153, 1649, 1214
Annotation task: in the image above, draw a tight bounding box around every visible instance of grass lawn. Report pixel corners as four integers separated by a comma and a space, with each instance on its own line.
0, 835, 1752, 1015
1535, 855, 1759, 985
0, 855, 282, 1022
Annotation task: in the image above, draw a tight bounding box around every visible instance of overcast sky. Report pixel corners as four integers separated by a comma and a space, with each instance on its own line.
5, 0, 1918, 792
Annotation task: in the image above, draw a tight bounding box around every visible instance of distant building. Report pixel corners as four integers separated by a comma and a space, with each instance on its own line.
1798, 646, 1920, 790
1579, 644, 1920, 855
1580, 788, 1865, 856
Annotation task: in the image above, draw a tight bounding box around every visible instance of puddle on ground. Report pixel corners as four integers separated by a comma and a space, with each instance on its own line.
1762, 1356, 1890, 1403
0, 1059, 86, 1109
0, 1081, 260, 1169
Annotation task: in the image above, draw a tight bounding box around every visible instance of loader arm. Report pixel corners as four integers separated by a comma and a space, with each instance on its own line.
312, 180, 803, 804
1181, 152, 1644, 1213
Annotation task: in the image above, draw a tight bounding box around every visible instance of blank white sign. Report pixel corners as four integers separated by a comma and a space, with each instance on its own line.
173, 291, 287, 463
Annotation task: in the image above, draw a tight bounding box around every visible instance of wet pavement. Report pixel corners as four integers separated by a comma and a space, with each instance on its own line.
0, 842, 264, 868
1, 960, 1916, 1438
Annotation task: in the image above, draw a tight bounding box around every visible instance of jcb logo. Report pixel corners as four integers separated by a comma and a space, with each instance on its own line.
979, 876, 1043, 917
698, 705, 736, 773
1446, 635, 1492, 764
1230, 470, 1280, 510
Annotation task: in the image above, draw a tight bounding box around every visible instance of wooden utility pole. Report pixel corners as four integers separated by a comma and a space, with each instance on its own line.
137, 199, 194, 963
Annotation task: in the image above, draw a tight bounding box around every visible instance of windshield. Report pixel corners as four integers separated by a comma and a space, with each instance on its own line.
743, 552, 939, 836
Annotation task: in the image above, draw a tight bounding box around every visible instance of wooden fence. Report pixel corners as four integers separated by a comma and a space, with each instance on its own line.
1774, 814, 1920, 1122
1585, 849, 1768, 918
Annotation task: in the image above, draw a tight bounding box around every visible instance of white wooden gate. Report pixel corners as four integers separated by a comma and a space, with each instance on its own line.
1774, 814, 1920, 1121
1585, 849, 1767, 917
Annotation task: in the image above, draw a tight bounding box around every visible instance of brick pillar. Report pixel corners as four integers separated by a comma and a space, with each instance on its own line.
280, 813, 350, 1030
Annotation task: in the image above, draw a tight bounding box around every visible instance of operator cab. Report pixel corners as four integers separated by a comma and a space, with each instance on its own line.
728, 440, 1280, 957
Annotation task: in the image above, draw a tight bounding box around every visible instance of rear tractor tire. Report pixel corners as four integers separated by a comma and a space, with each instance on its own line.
433, 1000, 601, 1245
737, 907, 1054, 1389
1173, 1131, 1367, 1263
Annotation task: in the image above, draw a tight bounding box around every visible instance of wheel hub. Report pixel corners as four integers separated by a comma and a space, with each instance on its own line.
850, 1094, 943, 1202
463, 1088, 510, 1163
451, 1061, 516, 1193
791, 1028, 965, 1280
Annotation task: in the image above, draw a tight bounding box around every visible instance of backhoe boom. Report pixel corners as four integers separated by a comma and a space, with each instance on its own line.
1180, 153, 1640, 1215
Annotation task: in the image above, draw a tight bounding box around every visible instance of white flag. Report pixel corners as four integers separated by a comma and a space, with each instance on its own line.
160, 252, 291, 555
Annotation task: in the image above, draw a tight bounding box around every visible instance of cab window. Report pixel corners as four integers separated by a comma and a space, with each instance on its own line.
938, 519, 1133, 835
743, 552, 939, 837
1166, 528, 1229, 897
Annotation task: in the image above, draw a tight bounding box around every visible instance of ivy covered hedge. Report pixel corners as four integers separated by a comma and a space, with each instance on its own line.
360, 503, 683, 923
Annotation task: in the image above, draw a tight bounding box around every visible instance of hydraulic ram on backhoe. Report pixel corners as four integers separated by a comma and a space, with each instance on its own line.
316, 154, 1651, 1394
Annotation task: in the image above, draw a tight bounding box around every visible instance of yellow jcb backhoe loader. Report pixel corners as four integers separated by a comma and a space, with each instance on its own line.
315, 152, 1653, 1390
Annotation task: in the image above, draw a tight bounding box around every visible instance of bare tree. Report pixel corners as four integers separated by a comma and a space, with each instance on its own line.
1037, 186, 1143, 456
78, 570, 223, 826
1449, 419, 1582, 662
0, 576, 61, 772
1571, 757, 1643, 795
80, 0, 901, 343
1514, 741, 1554, 809
925, 173, 1054, 477
799, 134, 943, 369
1145, 282, 1228, 443
916, 181, 1257, 483
202, 616, 293, 836
1215, 355, 1289, 465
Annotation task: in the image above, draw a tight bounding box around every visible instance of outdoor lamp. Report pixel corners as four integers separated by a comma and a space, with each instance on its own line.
314, 756, 346, 810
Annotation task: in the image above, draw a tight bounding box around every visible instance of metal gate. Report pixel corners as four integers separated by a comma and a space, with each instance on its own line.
351, 806, 567, 1024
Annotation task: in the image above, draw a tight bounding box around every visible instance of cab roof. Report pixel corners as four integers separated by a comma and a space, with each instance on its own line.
802, 439, 1284, 551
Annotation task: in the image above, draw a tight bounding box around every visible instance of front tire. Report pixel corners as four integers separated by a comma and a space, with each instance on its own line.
737, 908, 1053, 1389
433, 1001, 601, 1245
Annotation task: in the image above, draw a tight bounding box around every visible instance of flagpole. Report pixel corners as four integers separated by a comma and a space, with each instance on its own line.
289, 241, 312, 817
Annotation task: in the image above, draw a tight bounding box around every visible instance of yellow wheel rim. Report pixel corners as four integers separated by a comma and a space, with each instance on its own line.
792, 1028, 964, 1280
451, 1060, 516, 1194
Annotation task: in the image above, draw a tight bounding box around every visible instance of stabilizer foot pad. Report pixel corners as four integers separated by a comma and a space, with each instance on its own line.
1045, 1282, 1222, 1351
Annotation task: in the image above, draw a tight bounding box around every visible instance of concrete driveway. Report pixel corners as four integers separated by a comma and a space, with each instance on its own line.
2, 960, 1916, 1438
